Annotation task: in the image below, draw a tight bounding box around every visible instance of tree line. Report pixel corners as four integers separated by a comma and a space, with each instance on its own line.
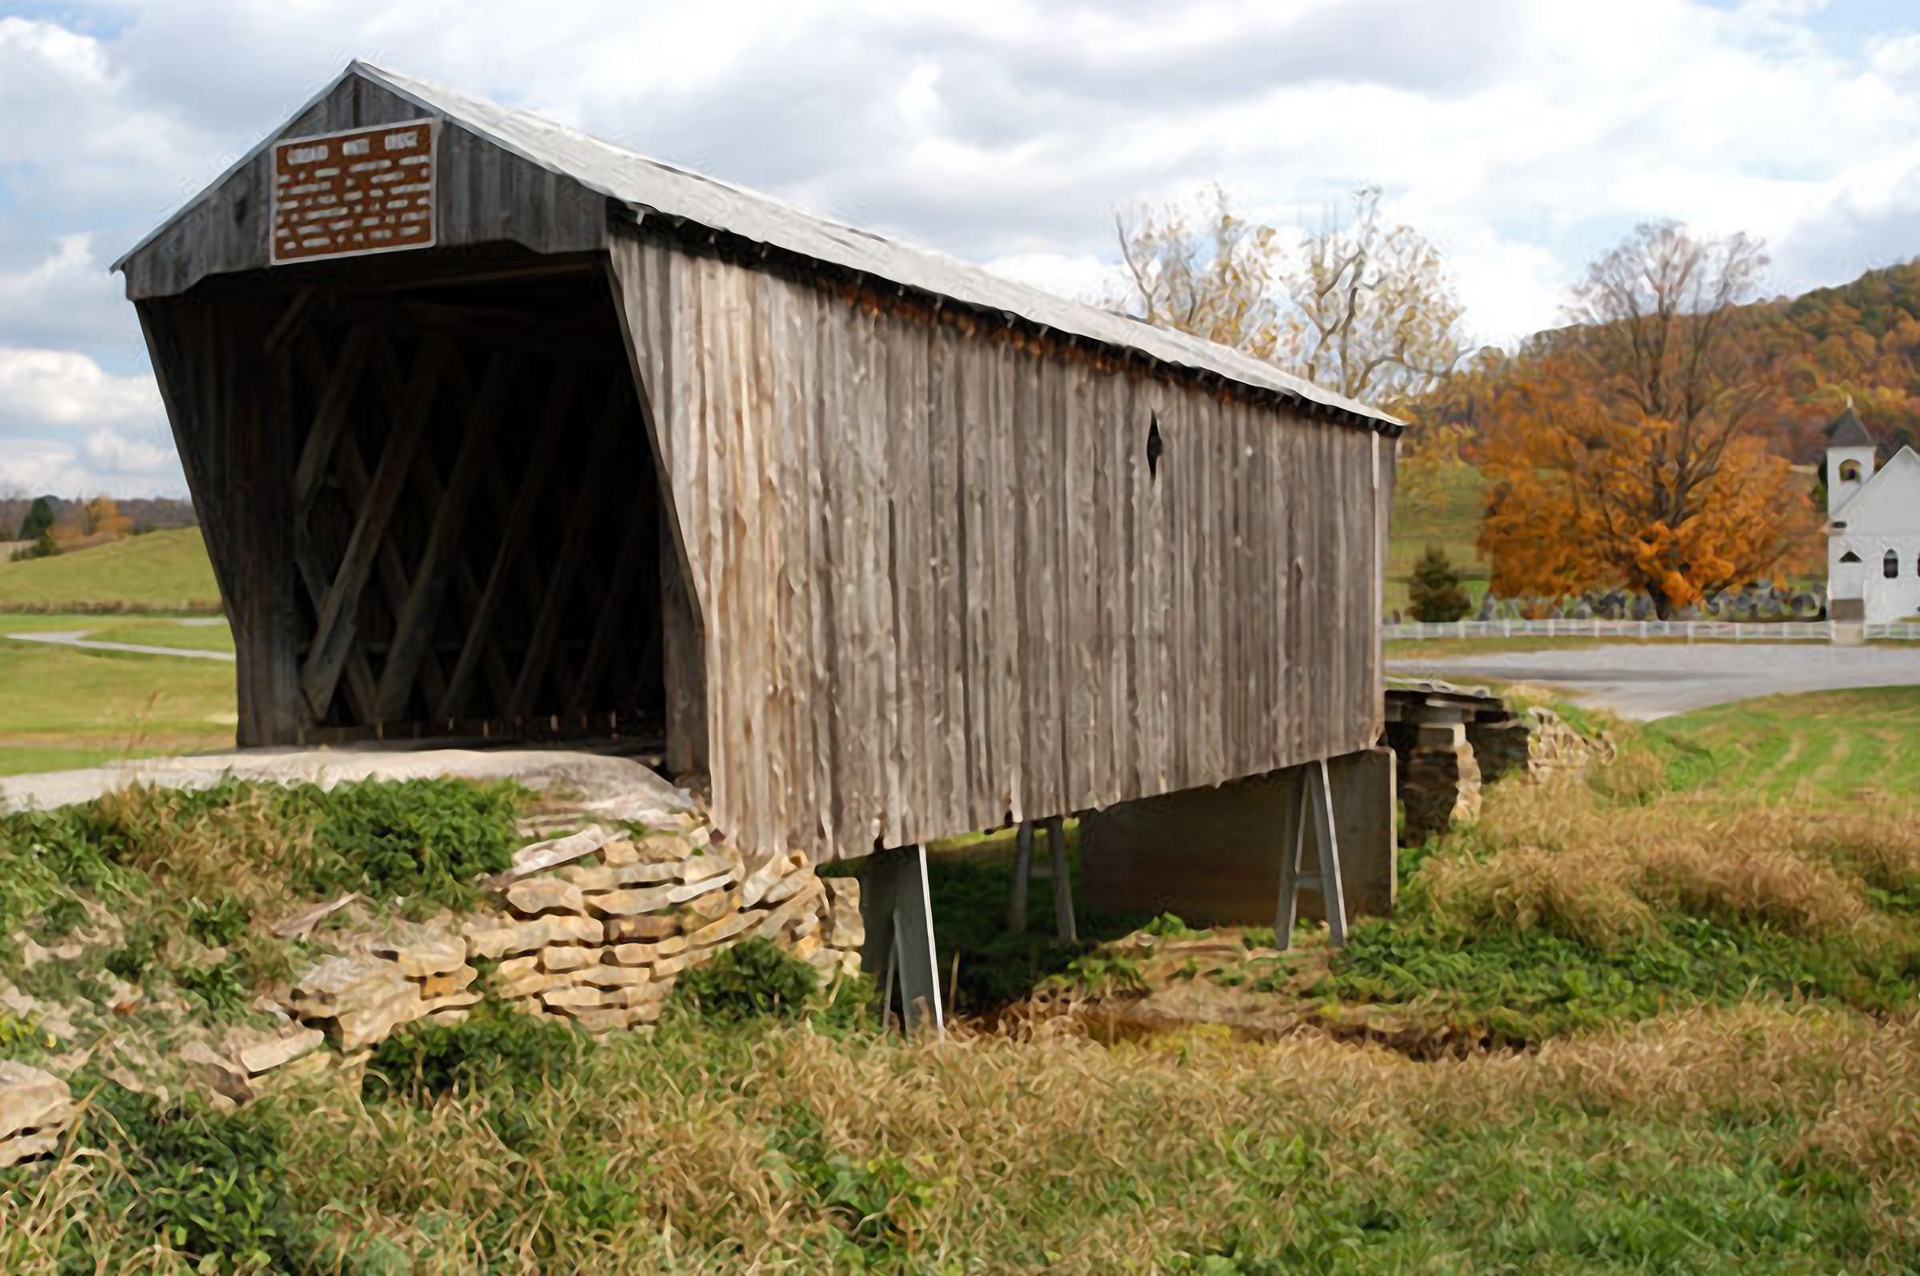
1110, 187, 1861, 618
2, 492, 196, 562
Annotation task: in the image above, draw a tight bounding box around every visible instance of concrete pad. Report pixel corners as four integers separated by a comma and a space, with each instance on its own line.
0, 746, 694, 821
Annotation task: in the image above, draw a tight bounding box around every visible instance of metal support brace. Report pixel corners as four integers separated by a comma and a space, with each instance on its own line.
1005, 818, 1076, 942
860, 844, 944, 1037
1276, 757, 1347, 950
1007, 821, 1034, 934
1044, 815, 1077, 943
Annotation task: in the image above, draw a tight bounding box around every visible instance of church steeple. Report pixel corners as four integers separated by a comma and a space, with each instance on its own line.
1825, 397, 1877, 517
1827, 396, 1875, 449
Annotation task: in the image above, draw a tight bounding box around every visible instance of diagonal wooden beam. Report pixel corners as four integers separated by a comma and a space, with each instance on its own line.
300, 337, 454, 720
568, 490, 654, 714
507, 388, 628, 719
393, 350, 518, 718
374, 351, 517, 724
293, 328, 441, 714
438, 369, 578, 719
422, 343, 564, 709
293, 325, 374, 513
265, 285, 322, 357
287, 334, 380, 723
474, 408, 584, 702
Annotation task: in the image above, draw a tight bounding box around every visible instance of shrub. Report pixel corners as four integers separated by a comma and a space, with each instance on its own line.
674, 938, 819, 1022
297, 778, 522, 908
79, 1084, 312, 1272
32, 895, 87, 943
363, 1005, 586, 1103
1407, 544, 1473, 622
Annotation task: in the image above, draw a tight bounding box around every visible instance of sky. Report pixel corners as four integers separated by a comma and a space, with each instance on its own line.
2, 0, 1919, 498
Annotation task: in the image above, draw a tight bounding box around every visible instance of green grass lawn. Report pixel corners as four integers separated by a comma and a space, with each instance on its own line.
0, 631, 235, 776
0, 528, 220, 612
1642, 686, 1920, 803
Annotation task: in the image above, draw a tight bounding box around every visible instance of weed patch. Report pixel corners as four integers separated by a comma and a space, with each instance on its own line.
673, 938, 821, 1022
363, 1005, 587, 1104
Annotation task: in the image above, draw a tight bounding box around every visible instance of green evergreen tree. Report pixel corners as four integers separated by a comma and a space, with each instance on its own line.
28, 529, 60, 560
1407, 544, 1472, 622
17, 496, 55, 542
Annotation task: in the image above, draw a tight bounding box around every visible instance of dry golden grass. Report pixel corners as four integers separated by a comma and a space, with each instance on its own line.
92, 783, 319, 922
1422, 774, 1920, 950
7, 1003, 1916, 1273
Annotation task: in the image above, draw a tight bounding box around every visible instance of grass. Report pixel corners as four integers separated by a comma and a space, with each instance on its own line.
5, 1004, 1915, 1272
1641, 687, 1920, 802
6, 669, 1920, 1268
0, 528, 219, 613
0, 637, 235, 777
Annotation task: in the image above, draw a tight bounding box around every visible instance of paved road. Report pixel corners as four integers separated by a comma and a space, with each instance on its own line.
1388, 642, 1920, 719
5, 629, 235, 662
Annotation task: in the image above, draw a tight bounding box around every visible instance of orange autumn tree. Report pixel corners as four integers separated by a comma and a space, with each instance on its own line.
1479, 224, 1819, 617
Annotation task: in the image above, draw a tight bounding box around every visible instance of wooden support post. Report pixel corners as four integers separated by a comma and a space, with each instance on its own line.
860, 844, 944, 1037
1007, 820, 1034, 935
1045, 815, 1077, 943
1276, 757, 1347, 950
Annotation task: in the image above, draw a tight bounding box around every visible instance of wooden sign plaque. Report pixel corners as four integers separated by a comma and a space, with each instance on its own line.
270, 119, 438, 264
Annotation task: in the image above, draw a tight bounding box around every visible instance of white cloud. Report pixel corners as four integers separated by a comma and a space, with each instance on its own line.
0, 429, 183, 498
0, 234, 135, 351
0, 348, 161, 430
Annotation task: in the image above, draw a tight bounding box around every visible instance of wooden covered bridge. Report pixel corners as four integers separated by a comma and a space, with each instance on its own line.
116, 63, 1404, 1029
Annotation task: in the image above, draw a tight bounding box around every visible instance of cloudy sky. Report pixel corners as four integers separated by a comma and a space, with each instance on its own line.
3, 0, 1919, 497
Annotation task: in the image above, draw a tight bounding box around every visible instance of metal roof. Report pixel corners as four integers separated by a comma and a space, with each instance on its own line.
1826, 404, 1875, 448
116, 61, 1400, 432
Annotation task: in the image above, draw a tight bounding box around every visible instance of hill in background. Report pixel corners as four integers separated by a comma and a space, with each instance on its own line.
0, 528, 221, 613
1418, 259, 1920, 467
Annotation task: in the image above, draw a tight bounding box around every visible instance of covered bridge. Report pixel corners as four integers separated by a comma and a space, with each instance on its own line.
117, 64, 1403, 1021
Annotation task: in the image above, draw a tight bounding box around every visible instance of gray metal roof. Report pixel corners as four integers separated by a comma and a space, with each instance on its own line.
118, 61, 1399, 431
1826, 404, 1875, 448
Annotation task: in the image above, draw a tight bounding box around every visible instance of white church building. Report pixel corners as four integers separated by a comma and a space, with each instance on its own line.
1826, 403, 1920, 624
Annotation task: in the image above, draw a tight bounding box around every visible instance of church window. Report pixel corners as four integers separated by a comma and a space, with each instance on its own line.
1840, 551, 1861, 564
1885, 550, 1900, 579
1839, 460, 1863, 482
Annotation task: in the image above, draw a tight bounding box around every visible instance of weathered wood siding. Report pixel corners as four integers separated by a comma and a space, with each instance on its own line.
609, 226, 1387, 863
136, 296, 302, 746
121, 77, 604, 301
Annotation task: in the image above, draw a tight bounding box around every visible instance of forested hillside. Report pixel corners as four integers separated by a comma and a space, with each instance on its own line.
1414, 259, 1920, 465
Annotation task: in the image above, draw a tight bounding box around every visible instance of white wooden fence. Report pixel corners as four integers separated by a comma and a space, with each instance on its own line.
1382, 619, 1920, 642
